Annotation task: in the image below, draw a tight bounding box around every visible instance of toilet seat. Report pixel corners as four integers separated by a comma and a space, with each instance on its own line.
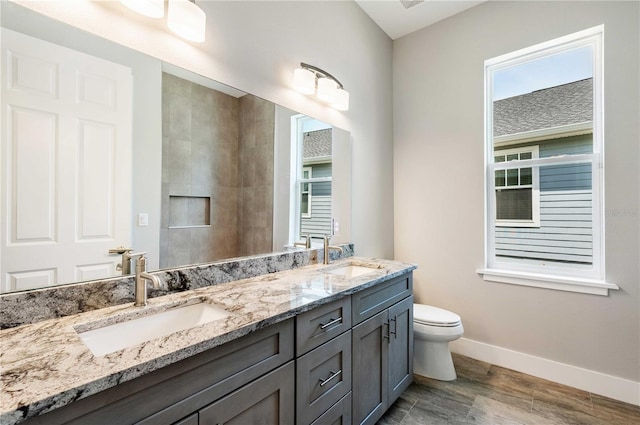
414, 304, 461, 327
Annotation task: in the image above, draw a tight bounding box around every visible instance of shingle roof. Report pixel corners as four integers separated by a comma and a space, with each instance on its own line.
493, 78, 592, 137
303, 129, 332, 159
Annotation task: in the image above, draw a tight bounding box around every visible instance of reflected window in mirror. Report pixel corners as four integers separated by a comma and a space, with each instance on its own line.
291, 116, 333, 245
301, 167, 312, 219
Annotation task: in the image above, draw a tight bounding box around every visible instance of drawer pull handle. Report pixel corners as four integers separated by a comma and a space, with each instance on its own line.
319, 369, 342, 387
390, 316, 397, 338
320, 317, 342, 330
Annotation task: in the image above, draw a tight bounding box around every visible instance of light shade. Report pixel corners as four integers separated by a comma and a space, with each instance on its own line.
316, 77, 338, 103
120, 0, 164, 18
167, 0, 206, 43
332, 88, 350, 111
293, 68, 316, 95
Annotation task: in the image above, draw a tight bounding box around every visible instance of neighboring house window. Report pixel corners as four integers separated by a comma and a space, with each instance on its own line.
300, 166, 312, 218
480, 25, 618, 295
494, 146, 540, 227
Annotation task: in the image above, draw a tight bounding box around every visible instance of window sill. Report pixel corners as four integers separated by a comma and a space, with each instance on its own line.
477, 268, 619, 296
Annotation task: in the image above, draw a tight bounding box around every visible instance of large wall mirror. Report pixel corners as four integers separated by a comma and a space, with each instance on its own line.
0, 2, 352, 294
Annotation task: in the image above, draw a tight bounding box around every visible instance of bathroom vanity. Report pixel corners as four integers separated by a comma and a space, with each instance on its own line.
0, 257, 415, 425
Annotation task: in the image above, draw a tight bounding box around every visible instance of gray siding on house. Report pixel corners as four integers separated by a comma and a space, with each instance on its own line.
495, 134, 594, 265
496, 190, 593, 264
301, 196, 332, 237
310, 163, 332, 197
540, 134, 592, 192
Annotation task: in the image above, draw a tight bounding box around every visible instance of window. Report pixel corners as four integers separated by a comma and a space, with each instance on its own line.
289, 115, 333, 245
494, 146, 539, 226
480, 26, 618, 295
301, 167, 312, 218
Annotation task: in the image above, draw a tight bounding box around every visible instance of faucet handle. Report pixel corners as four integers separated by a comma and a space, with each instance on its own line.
108, 246, 133, 255
127, 251, 147, 259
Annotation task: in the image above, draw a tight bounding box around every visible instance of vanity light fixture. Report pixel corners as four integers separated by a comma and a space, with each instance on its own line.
167, 0, 206, 43
121, 0, 206, 42
120, 0, 165, 18
293, 63, 350, 111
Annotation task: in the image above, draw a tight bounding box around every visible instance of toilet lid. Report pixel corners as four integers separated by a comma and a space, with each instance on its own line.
414, 304, 461, 327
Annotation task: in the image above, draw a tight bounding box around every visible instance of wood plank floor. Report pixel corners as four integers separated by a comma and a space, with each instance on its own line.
378, 353, 640, 425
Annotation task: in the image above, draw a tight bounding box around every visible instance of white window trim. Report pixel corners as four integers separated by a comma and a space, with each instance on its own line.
482, 25, 618, 295
289, 114, 306, 244
494, 145, 540, 227
476, 268, 619, 296
301, 166, 312, 219
288, 115, 334, 244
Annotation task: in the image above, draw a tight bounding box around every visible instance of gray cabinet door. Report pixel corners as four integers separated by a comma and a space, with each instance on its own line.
198, 361, 295, 425
352, 310, 388, 425
388, 295, 414, 401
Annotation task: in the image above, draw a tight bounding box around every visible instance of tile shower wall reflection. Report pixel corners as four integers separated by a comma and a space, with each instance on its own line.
160, 73, 275, 268
238, 95, 275, 256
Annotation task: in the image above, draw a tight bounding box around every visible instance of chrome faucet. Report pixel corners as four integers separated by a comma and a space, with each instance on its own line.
323, 235, 343, 265
128, 252, 161, 307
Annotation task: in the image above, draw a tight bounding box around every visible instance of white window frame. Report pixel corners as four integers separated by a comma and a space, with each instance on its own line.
301, 166, 312, 219
479, 25, 618, 296
494, 145, 540, 227
288, 115, 333, 245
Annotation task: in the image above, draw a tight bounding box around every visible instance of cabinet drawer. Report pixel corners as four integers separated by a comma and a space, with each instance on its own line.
172, 413, 197, 425
133, 319, 294, 425
352, 273, 412, 325
22, 320, 294, 425
134, 319, 294, 425
296, 331, 352, 425
296, 296, 351, 356
309, 392, 352, 425
199, 361, 295, 424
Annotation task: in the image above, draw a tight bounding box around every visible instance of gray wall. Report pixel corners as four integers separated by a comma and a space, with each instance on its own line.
393, 0, 639, 381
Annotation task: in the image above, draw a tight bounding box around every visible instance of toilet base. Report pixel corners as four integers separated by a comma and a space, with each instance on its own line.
414, 339, 457, 381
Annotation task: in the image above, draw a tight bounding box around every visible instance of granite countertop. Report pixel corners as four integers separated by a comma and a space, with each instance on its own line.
0, 257, 416, 425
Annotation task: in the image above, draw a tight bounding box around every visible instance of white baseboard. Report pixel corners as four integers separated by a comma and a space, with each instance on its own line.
450, 337, 640, 407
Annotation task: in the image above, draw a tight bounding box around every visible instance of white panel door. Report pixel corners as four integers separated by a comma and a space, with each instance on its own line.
1, 29, 133, 292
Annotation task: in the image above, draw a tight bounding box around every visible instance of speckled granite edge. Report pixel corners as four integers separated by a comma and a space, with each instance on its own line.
0, 245, 354, 329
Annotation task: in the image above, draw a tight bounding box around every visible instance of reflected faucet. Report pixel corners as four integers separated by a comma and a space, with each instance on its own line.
309, 235, 344, 264
293, 234, 311, 249
128, 252, 161, 307
108, 246, 134, 275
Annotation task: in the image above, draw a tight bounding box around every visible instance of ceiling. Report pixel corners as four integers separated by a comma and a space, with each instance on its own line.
355, 0, 486, 40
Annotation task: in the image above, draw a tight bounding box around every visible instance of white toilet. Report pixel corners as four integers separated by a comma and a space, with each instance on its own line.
413, 303, 464, 381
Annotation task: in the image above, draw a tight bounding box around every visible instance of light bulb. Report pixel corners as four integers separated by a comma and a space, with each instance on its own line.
293, 68, 316, 95
332, 88, 350, 111
120, 0, 164, 18
317, 77, 337, 103
167, 0, 206, 43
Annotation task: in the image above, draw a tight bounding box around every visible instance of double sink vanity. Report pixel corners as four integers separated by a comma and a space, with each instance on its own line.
0, 252, 416, 425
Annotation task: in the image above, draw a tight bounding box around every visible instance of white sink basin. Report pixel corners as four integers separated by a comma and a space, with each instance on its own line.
324, 264, 378, 279
76, 302, 230, 356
